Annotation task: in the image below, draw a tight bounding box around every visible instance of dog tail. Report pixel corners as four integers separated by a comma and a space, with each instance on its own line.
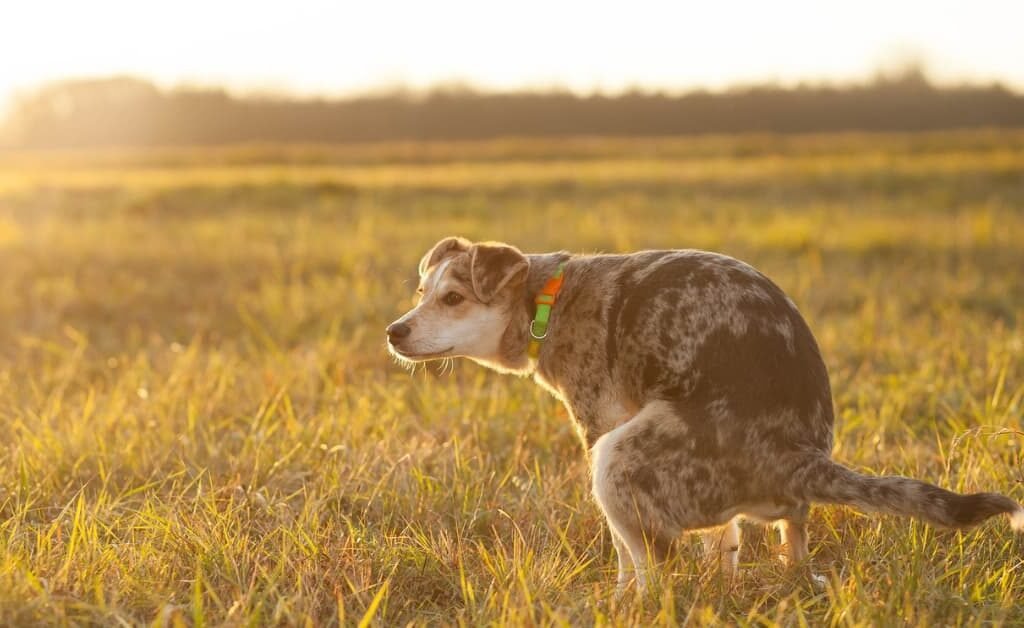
791, 455, 1023, 531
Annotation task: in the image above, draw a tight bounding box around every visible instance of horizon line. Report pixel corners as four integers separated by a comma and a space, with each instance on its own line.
5, 65, 1024, 107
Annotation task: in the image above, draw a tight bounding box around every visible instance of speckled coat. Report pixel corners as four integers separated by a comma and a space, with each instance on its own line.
389, 238, 1023, 591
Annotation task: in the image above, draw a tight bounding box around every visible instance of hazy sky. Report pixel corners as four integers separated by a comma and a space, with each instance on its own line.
2, 0, 1023, 110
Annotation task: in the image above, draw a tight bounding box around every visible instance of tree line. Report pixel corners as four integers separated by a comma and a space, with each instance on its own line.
3, 71, 1023, 148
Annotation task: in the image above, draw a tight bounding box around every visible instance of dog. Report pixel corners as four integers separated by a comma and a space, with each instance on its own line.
387, 236, 1024, 592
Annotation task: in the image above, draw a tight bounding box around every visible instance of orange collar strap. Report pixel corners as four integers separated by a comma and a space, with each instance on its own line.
527, 262, 566, 359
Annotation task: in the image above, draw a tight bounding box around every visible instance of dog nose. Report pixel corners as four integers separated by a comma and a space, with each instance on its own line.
387, 322, 411, 341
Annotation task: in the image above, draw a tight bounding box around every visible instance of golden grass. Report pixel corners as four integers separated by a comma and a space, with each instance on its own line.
0, 131, 1021, 625
2, 149, 1023, 195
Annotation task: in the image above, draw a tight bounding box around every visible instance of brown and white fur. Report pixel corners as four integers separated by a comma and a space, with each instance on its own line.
388, 237, 1024, 592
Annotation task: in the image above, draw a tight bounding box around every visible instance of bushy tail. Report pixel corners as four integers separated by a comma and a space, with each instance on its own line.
791, 455, 1023, 531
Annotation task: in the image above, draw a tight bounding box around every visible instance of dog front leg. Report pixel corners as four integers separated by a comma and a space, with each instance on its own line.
701, 517, 741, 576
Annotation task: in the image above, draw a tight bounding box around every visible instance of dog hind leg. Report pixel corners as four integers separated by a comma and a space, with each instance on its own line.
610, 530, 636, 592
776, 503, 809, 566
591, 401, 691, 593
775, 503, 826, 585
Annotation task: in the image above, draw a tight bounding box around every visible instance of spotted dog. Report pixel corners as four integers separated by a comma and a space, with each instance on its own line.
387, 236, 1024, 592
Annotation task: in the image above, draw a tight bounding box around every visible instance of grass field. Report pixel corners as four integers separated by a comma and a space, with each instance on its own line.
1, 131, 1022, 625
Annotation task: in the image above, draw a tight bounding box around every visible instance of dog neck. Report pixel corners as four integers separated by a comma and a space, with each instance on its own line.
522, 252, 571, 320
486, 251, 572, 375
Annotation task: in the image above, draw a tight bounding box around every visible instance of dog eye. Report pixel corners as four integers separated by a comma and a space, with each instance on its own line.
442, 291, 464, 306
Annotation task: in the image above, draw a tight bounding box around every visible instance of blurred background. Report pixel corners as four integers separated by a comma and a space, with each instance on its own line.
2, 0, 1024, 146
1, 1, 1023, 625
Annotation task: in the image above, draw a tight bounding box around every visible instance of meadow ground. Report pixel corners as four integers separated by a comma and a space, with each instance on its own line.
0, 131, 1022, 625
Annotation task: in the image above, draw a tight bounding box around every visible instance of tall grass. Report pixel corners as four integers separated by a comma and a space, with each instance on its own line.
0, 132, 1021, 625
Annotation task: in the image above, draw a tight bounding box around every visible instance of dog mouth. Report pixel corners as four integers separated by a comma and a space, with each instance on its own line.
390, 345, 455, 361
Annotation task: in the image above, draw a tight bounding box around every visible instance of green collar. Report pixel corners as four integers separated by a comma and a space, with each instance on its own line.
528, 262, 566, 359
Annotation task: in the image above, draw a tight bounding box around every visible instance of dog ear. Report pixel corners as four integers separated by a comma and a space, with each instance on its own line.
469, 242, 529, 303
419, 236, 471, 276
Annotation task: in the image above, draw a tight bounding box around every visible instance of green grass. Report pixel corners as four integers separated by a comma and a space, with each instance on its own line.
0, 131, 1022, 625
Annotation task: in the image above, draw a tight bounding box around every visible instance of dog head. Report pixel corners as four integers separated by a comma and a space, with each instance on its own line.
387, 237, 529, 367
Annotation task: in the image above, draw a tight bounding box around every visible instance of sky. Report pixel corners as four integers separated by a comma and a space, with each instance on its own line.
2, 0, 1023, 112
